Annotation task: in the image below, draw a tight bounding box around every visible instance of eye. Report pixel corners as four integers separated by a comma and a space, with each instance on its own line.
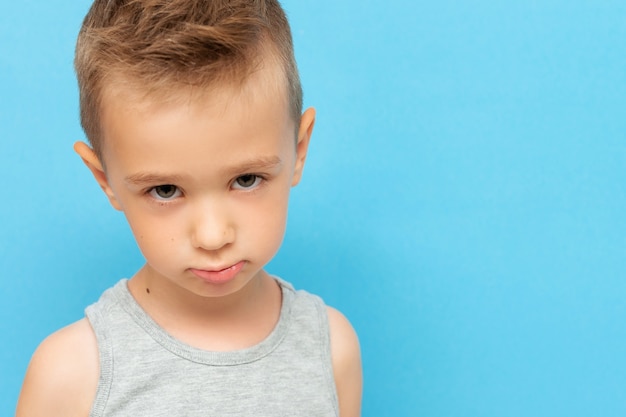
233, 174, 262, 190
149, 184, 181, 200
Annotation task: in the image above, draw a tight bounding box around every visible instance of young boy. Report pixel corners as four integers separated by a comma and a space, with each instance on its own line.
16, 1, 362, 416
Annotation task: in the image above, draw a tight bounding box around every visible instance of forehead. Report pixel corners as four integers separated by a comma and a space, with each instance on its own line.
97, 62, 295, 172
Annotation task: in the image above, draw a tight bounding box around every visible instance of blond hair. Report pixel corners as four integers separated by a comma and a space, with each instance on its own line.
75, 0, 302, 158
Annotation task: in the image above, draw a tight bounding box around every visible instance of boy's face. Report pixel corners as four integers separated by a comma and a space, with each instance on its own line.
77, 70, 314, 299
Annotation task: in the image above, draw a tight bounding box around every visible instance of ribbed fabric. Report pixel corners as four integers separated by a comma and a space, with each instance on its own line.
85, 278, 339, 417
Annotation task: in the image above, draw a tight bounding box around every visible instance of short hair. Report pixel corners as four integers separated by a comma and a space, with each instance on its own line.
75, 0, 303, 159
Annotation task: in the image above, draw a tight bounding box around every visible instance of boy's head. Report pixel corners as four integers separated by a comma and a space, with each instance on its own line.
75, 0, 303, 160
73, 0, 315, 298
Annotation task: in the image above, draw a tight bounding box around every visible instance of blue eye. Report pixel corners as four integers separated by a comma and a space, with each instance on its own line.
149, 185, 181, 200
233, 174, 262, 190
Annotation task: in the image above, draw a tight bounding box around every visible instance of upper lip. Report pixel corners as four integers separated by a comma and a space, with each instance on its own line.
190, 261, 243, 273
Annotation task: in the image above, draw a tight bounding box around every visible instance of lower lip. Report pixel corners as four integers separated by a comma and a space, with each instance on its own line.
189, 261, 246, 285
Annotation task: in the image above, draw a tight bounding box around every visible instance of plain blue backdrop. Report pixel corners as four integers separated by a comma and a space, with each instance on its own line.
1, 1, 625, 416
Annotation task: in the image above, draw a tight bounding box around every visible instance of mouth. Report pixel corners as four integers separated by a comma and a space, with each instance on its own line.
189, 261, 246, 285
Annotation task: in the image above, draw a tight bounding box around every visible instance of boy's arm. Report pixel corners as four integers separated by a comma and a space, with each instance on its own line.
16, 318, 99, 417
327, 306, 363, 417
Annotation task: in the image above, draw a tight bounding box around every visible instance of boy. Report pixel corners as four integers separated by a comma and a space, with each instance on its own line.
16, 0, 362, 416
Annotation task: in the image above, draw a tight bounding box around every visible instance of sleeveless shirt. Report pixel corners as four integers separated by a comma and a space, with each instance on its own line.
85, 278, 339, 417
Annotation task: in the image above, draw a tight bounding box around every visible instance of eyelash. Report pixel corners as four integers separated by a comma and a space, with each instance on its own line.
144, 174, 267, 203
148, 185, 182, 202
231, 174, 265, 190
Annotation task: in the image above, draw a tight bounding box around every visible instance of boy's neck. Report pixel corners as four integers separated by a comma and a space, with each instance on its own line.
126, 265, 283, 351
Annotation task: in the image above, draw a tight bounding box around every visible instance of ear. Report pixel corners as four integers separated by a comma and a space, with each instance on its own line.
73, 141, 123, 211
291, 107, 315, 187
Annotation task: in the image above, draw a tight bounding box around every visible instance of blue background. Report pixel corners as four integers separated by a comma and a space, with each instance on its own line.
1, 1, 625, 415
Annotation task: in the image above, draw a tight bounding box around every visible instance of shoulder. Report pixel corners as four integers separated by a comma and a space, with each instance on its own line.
326, 306, 363, 417
16, 318, 99, 417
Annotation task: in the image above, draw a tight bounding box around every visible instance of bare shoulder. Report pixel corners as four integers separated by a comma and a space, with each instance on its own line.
326, 306, 362, 417
16, 318, 99, 417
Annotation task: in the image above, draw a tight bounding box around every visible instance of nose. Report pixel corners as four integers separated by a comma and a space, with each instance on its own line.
189, 200, 235, 251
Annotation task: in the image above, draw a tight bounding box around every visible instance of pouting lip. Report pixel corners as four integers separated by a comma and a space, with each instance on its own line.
190, 261, 245, 274
188, 261, 246, 284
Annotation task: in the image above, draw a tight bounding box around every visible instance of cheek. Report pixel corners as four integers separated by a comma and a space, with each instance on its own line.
246, 193, 290, 244
124, 211, 179, 256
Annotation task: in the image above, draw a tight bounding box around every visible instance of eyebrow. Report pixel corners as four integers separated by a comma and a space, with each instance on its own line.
223, 155, 283, 176
124, 173, 185, 186
124, 156, 283, 186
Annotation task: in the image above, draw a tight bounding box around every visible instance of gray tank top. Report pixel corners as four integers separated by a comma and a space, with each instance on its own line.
85, 278, 339, 417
